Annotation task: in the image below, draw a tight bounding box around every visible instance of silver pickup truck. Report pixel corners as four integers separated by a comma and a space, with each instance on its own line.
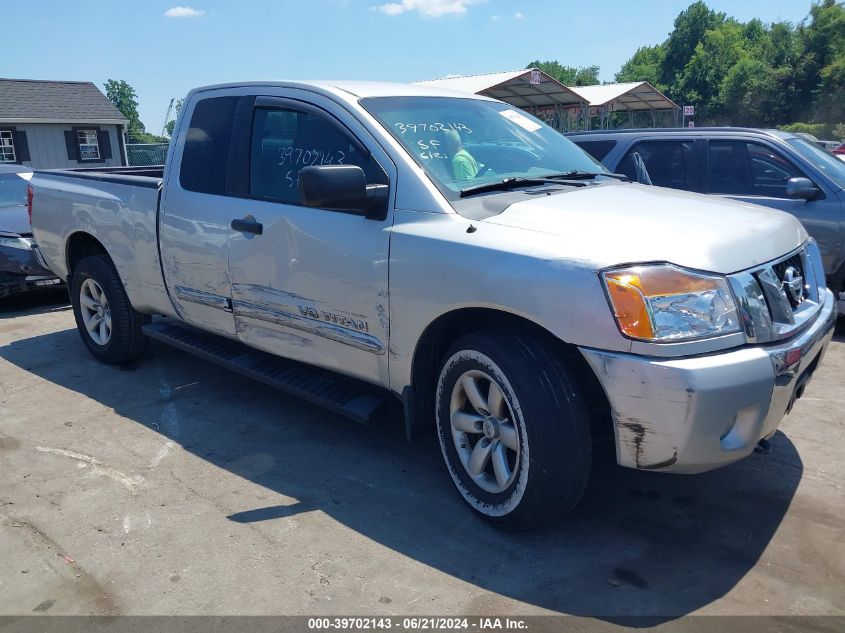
29, 81, 837, 529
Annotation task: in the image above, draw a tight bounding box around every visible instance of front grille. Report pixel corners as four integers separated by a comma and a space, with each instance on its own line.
728, 243, 825, 344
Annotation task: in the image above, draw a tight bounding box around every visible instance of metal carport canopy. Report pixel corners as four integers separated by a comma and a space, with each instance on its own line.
567, 81, 678, 111
414, 69, 584, 108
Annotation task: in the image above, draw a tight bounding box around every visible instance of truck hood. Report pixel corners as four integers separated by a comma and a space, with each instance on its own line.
482, 183, 808, 274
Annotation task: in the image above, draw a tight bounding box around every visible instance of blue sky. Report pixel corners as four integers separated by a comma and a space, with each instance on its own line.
4, 0, 812, 133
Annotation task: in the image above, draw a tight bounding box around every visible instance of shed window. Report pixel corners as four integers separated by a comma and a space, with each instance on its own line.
77, 129, 101, 160
0, 130, 15, 163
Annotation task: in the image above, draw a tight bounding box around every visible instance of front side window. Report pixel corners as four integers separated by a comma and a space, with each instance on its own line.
360, 96, 605, 199
250, 106, 385, 205
77, 129, 100, 160
0, 130, 16, 163
618, 140, 696, 191
786, 137, 845, 190
708, 141, 803, 197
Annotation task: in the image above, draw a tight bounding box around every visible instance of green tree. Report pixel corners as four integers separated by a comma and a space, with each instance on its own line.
104, 79, 167, 144
612, 1, 844, 129
537, 1, 845, 130
659, 1, 726, 88
675, 20, 747, 121
799, 0, 845, 123
104, 79, 144, 141
615, 45, 666, 90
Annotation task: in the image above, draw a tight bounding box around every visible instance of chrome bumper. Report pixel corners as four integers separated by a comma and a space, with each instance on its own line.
580, 288, 837, 474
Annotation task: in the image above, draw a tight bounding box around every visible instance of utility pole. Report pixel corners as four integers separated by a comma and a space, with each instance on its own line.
160, 98, 175, 138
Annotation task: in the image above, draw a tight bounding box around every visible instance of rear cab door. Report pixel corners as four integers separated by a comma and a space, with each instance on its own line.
159, 91, 241, 335
613, 135, 705, 192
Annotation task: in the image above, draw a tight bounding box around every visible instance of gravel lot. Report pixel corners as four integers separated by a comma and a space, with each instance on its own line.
1, 291, 843, 622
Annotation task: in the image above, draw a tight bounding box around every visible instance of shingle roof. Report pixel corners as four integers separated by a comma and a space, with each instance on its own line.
0, 79, 128, 124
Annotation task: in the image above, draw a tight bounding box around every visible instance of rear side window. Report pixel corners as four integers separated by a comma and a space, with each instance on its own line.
573, 139, 617, 162
179, 96, 238, 195
618, 140, 696, 191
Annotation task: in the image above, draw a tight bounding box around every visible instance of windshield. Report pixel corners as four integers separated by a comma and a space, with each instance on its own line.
786, 137, 845, 189
0, 173, 28, 209
361, 96, 607, 198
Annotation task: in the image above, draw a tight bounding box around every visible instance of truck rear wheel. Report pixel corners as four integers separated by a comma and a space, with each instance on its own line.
435, 329, 591, 530
70, 255, 148, 365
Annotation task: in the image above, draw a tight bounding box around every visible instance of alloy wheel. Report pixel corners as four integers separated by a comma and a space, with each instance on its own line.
449, 369, 521, 494
79, 278, 112, 346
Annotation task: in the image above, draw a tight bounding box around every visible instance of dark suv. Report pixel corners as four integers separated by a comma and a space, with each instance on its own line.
568, 127, 845, 308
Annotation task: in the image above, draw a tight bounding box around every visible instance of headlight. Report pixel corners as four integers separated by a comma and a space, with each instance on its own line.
0, 236, 32, 250
602, 264, 740, 342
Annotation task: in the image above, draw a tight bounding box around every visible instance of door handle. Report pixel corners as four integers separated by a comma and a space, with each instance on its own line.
231, 216, 263, 235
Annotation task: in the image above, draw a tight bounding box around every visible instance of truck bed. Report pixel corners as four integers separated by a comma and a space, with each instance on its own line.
30, 167, 173, 317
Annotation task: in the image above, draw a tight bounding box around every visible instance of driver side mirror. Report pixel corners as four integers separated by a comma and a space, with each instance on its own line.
785, 177, 819, 201
299, 165, 387, 219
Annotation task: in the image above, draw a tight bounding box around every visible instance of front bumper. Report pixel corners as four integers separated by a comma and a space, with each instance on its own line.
580, 288, 837, 473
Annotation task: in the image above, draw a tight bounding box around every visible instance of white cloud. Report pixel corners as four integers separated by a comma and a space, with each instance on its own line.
372, 0, 485, 18
164, 6, 205, 18
491, 11, 522, 21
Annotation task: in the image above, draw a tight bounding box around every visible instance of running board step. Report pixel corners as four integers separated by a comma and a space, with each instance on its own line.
142, 320, 386, 424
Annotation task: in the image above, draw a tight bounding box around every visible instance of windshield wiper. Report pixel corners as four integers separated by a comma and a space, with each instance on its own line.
459, 177, 586, 198
543, 170, 630, 182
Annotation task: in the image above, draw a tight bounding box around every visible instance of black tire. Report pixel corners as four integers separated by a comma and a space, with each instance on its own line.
70, 255, 149, 364
435, 329, 591, 530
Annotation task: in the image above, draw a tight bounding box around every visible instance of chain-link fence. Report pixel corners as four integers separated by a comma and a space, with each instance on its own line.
126, 143, 169, 166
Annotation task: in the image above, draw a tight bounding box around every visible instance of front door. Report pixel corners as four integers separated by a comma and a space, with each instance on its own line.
226, 91, 395, 386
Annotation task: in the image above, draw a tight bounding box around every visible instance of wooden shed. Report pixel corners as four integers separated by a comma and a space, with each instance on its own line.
0, 78, 128, 169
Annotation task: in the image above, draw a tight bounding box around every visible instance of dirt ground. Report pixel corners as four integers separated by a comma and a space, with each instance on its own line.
1, 290, 843, 623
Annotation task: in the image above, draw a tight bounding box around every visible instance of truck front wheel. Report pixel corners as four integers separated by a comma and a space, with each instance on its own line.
435, 330, 591, 530
70, 255, 148, 365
